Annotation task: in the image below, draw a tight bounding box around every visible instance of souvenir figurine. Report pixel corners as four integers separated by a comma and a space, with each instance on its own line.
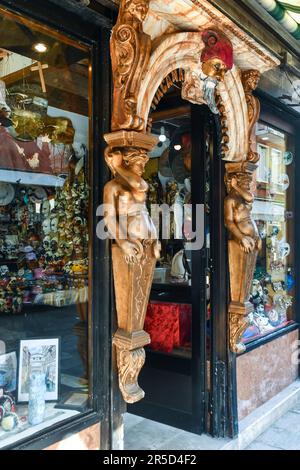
265, 308, 281, 327
253, 311, 274, 334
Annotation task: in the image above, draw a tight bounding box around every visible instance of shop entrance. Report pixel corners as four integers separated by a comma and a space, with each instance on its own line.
128, 84, 228, 435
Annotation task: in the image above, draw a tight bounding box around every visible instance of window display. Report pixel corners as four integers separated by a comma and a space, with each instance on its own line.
0, 12, 91, 447
243, 123, 295, 342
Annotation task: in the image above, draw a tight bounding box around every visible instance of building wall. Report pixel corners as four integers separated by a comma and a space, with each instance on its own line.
237, 330, 299, 420
44, 423, 100, 450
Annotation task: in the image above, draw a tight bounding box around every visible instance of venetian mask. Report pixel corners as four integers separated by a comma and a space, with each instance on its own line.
50, 216, 58, 233
42, 219, 51, 235
42, 200, 50, 217
50, 238, 58, 252
43, 236, 51, 250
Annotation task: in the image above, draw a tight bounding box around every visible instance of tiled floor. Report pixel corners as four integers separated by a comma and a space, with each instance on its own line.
245, 400, 300, 450
124, 413, 229, 451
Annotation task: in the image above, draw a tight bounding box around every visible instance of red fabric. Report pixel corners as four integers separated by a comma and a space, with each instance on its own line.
15, 139, 52, 174
145, 302, 192, 353
0, 126, 52, 174
201, 29, 233, 70
0, 126, 30, 170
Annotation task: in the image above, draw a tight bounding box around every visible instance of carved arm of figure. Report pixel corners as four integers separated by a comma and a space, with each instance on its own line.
224, 196, 255, 254
225, 174, 261, 254
103, 182, 143, 264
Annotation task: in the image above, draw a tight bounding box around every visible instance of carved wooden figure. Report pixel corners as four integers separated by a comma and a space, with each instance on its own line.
225, 162, 262, 353
104, 131, 159, 403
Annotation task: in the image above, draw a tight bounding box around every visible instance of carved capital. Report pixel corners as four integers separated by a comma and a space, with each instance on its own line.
111, 0, 151, 132
229, 302, 252, 354
114, 332, 148, 403
241, 69, 261, 163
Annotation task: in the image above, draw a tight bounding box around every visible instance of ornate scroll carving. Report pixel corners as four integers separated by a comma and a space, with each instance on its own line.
104, 130, 159, 403
107, 0, 160, 403
225, 162, 262, 353
242, 70, 261, 163
111, 0, 151, 131
115, 347, 146, 403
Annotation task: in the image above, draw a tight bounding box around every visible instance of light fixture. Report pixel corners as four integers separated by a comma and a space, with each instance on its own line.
159, 126, 167, 143
174, 144, 182, 151
262, 137, 269, 141
34, 43, 48, 53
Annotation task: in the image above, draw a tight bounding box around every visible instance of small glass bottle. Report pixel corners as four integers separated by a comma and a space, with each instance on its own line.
28, 370, 46, 426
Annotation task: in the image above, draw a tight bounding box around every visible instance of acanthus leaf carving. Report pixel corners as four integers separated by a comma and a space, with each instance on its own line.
242, 69, 261, 164
111, 0, 151, 131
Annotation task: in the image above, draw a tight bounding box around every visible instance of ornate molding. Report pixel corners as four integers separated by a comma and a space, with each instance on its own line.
111, 0, 151, 131
225, 161, 262, 353
242, 70, 261, 163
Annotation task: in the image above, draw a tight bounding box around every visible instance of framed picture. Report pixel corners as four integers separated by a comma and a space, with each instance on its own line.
0, 351, 17, 393
17, 337, 60, 402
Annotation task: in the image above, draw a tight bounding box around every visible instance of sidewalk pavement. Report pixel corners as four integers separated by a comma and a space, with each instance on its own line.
125, 397, 300, 451
246, 399, 300, 450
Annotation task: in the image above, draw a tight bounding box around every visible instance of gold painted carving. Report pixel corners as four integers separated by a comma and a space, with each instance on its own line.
111, 0, 151, 131
104, 130, 159, 403
225, 162, 262, 353
107, 0, 161, 403
242, 70, 261, 163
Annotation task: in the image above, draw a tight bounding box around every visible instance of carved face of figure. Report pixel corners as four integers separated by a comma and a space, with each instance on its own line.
202, 58, 227, 82
201, 29, 233, 83
233, 173, 252, 192
126, 0, 149, 22
243, 70, 260, 91
128, 159, 145, 176
124, 152, 148, 177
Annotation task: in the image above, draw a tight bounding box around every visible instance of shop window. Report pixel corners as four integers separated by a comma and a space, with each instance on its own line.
0, 12, 91, 447
243, 122, 295, 343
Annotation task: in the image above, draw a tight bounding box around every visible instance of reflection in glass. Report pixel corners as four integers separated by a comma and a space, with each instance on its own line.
0, 12, 91, 446
243, 123, 295, 342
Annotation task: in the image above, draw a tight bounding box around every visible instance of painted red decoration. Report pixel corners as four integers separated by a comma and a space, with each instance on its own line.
201, 29, 233, 70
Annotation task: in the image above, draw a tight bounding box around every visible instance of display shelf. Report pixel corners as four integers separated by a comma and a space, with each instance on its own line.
0, 402, 79, 449
0, 169, 65, 187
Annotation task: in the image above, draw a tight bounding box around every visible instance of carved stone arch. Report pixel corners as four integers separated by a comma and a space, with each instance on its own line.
137, 32, 248, 162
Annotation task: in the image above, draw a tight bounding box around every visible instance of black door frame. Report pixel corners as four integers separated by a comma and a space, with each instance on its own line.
130, 102, 234, 438
0, 0, 113, 450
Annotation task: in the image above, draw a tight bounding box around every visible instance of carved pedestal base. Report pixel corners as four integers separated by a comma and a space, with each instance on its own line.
112, 243, 156, 403
229, 302, 252, 354
228, 239, 258, 353
113, 330, 150, 403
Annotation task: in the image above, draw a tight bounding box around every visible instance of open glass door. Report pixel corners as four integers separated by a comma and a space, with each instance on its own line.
128, 84, 219, 435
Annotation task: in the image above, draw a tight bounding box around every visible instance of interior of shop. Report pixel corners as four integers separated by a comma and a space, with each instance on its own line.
0, 12, 90, 447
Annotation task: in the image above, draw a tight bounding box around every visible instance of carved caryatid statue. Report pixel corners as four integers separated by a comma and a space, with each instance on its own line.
104, 132, 159, 404
106, 0, 159, 404
225, 162, 262, 353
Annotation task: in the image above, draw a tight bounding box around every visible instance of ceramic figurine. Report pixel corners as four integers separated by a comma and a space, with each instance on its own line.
28, 370, 46, 426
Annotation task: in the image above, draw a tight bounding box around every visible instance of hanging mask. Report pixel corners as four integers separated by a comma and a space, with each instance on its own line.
278, 242, 290, 259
